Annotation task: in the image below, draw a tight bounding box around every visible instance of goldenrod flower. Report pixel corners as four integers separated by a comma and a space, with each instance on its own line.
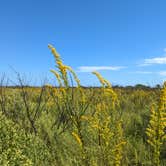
92, 71, 107, 87
48, 44, 60, 59
66, 66, 80, 87
146, 81, 166, 166
80, 115, 89, 121
50, 69, 62, 87
72, 132, 82, 147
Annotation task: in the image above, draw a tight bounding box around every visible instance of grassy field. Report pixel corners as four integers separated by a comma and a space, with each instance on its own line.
0, 46, 165, 166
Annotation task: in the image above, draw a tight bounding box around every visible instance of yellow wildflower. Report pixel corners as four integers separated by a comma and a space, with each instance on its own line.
72, 132, 82, 147
48, 44, 60, 59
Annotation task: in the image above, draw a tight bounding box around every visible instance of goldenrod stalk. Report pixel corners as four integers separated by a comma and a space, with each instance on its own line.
92, 71, 111, 88
48, 44, 81, 87
66, 66, 80, 87
91, 71, 125, 165
50, 69, 62, 87
146, 82, 166, 166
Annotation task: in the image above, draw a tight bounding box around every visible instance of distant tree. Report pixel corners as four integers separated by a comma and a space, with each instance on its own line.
155, 84, 161, 89
134, 84, 150, 90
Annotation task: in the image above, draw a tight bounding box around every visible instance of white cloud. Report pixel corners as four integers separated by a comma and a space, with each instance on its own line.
77, 66, 125, 72
140, 48, 166, 66
158, 71, 166, 76
133, 70, 166, 76
140, 56, 166, 66
135, 71, 153, 74
145, 56, 166, 65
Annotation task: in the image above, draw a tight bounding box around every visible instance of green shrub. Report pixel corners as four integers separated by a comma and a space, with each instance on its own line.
0, 112, 53, 166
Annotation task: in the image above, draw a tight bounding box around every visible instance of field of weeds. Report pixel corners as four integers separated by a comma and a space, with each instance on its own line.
0, 46, 165, 166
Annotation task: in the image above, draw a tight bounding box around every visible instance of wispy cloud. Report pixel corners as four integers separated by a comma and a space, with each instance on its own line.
134, 71, 153, 74
140, 48, 166, 66
138, 48, 166, 66
158, 71, 166, 76
142, 56, 166, 66
77, 66, 125, 72
132, 70, 166, 76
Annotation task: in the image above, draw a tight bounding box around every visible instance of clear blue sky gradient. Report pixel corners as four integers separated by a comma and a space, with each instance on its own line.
1, 0, 166, 86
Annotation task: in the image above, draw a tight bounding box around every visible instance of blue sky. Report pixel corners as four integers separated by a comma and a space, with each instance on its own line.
1, 0, 166, 86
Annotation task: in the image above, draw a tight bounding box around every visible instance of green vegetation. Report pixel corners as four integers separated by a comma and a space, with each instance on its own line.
0, 45, 165, 165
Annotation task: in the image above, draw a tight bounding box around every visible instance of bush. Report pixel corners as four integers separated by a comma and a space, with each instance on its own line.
0, 112, 53, 166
